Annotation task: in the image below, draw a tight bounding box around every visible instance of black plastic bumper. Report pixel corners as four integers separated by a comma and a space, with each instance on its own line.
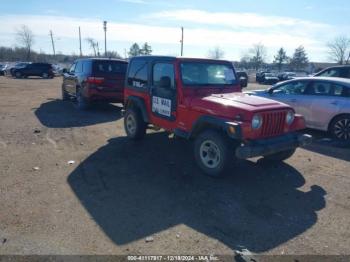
235, 133, 312, 159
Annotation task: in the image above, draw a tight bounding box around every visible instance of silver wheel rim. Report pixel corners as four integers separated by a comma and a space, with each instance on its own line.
16, 72, 21, 77
199, 140, 221, 169
126, 113, 137, 135
43, 73, 48, 78
334, 118, 350, 140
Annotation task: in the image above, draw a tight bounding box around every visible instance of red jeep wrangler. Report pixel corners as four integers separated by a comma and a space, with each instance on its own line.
123, 56, 311, 176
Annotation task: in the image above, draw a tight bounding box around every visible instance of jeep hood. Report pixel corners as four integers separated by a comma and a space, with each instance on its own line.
190, 92, 290, 117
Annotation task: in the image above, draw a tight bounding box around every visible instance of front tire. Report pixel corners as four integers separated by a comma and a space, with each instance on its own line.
263, 148, 296, 162
194, 130, 230, 177
124, 107, 146, 140
329, 115, 350, 141
42, 72, 49, 79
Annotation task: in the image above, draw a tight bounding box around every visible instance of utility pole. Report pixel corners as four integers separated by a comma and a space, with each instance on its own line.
49, 30, 56, 57
180, 27, 184, 56
103, 21, 107, 57
97, 42, 100, 57
79, 27, 82, 57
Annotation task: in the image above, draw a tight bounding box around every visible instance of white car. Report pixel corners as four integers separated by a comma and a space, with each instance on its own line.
246, 77, 350, 141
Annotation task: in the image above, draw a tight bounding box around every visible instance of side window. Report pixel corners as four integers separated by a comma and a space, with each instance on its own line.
318, 69, 340, 77
82, 61, 88, 74
305, 82, 332, 96
69, 63, 76, 74
273, 81, 307, 95
75, 61, 83, 73
127, 59, 148, 89
330, 84, 350, 97
344, 68, 350, 78
153, 63, 175, 89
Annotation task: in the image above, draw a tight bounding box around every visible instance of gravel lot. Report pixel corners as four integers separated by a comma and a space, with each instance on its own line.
0, 77, 349, 256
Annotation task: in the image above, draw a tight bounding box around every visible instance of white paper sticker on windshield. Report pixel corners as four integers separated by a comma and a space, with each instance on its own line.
224, 69, 236, 81
152, 96, 171, 117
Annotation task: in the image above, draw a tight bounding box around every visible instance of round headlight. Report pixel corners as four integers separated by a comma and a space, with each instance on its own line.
252, 114, 263, 129
286, 110, 295, 125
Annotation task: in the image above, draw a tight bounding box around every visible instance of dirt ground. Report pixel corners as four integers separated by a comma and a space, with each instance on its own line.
0, 77, 349, 256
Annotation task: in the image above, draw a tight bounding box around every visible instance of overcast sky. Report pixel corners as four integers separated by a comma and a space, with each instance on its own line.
1, 0, 349, 62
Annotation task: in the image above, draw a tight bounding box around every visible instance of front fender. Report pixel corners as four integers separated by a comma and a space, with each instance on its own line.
190, 115, 242, 139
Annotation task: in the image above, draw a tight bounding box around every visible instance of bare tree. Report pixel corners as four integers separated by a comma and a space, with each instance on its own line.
86, 38, 98, 56
207, 46, 225, 59
16, 25, 34, 61
327, 36, 350, 65
249, 43, 267, 70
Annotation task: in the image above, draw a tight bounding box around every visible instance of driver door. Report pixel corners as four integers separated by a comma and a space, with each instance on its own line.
150, 62, 177, 127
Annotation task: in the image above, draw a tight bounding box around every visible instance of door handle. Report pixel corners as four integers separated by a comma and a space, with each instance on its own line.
289, 99, 297, 103
330, 101, 338, 105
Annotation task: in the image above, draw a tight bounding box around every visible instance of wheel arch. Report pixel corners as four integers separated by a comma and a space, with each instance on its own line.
328, 113, 350, 132
125, 96, 149, 123
189, 115, 242, 140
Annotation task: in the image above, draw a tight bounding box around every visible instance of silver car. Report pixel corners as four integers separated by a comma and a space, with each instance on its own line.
247, 77, 350, 141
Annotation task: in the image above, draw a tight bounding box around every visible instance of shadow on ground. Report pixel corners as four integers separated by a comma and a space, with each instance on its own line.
302, 129, 350, 162
68, 132, 326, 253
35, 99, 122, 128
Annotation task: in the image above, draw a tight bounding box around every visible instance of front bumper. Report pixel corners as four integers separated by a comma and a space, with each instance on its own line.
235, 133, 312, 159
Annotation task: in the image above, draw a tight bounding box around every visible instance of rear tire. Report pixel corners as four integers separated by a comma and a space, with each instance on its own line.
194, 130, 230, 177
263, 148, 296, 162
76, 88, 90, 110
329, 115, 350, 141
61, 85, 69, 101
124, 107, 146, 140
15, 71, 22, 79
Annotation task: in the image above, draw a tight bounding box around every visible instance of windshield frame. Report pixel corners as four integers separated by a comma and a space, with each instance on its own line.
180, 61, 238, 88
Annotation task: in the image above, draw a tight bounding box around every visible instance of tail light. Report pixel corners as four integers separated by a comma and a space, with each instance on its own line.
87, 77, 104, 85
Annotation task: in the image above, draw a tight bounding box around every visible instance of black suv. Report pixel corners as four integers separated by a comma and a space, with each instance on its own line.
12, 63, 54, 79
62, 58, 128, 109
314, 65, 350, 79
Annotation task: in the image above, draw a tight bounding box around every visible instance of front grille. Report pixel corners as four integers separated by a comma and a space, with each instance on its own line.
260, 111, 286, 137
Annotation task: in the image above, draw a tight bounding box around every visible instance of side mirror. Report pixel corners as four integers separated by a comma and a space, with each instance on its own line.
62, 68, 67, 74
239, 77, 247, 88
159, 76, 171, 89
268, 88, 274, 95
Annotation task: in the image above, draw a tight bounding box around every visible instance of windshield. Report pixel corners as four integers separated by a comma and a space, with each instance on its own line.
181, 62, 237, 86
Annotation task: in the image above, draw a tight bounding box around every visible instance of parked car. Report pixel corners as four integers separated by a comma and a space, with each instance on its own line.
246, 77, 350, 141
236, 71, 248, 88
62, 58, 128, 109
0, 64, 5, 76
123, 56, 311, 177
12, 63, 54, 79
314, 65, 350, 79
262, 73, 279, 84
256, 71, 269, 83
5, 62, 31, 76
278, 72, 297, 81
